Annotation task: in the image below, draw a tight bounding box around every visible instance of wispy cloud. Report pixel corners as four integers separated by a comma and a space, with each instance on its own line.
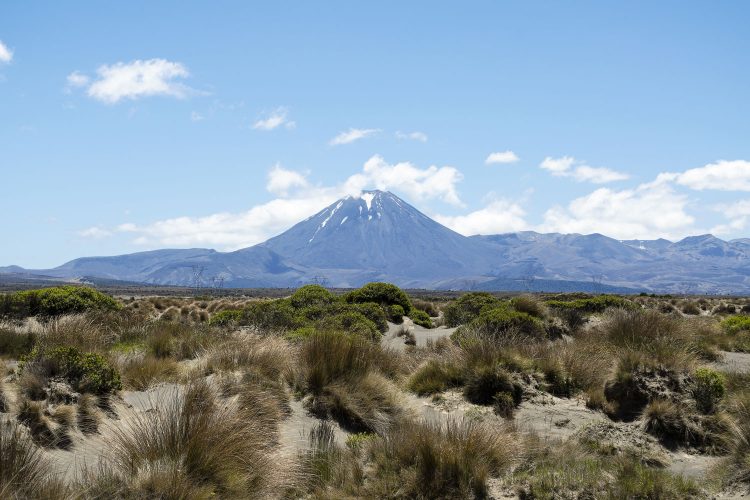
78, 226, 112, 239
70, 59, 196, 104
540, 156, 628, 184
0, 40, 13, 63
329, 128, 379, 146
253, 107, 295, 130
485, 151, 519, 165
395, 131, 428, 142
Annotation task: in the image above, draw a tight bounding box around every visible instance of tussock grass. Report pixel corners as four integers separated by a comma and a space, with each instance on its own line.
77, 394, 101, 434
0, 419, 67, 499
104, 380, 284, 497
121, 355, 179, 390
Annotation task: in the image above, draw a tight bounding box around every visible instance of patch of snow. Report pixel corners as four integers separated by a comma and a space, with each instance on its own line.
368, 214, 372, 221
340, 216, 348, 225
361, 192, 375, 211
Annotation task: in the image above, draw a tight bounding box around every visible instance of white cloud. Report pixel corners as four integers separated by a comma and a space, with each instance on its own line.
66, 71, 90, 88
540, 156, 575, 174
360, 155, 464, 206
0, 40, 12, 63
78, 227, 112, 239
81, 59, 193, 103
395, 131, 428, 142
485, 151, 519, 164
253, 107, 295, 130
539, 156, 628, 184
190, 111, 204, 122
435, 199, 527, 235
571, 166, 629, 184
329, 128, 379, 146
110, 155, 465, 248
266, 164, 309, 196
538, 179, 696, 240
672, 160, 750, 191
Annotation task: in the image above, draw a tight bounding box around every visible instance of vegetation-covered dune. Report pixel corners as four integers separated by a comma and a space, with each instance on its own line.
0, 284, 749, 498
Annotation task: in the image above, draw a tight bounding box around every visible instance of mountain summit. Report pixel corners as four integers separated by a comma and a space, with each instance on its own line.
262, 190, 492, 282
4, 190, 750, 293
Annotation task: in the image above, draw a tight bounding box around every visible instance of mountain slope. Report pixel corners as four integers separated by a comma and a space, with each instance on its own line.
261, 190, 494, 281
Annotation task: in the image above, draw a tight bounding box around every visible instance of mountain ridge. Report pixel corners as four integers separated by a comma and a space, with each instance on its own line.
3, 190, 750, 294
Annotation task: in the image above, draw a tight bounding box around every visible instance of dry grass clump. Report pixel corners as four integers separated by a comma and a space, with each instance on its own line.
99, 380, 283, 498
720, 376, 750, 485
120, 355, 180, 391
514, 437, 703, 499
77, 393, 101, 434
299, 331, 404, 433
365, 418, 518, 499
511, 294, 548, 319
299, 418, 518, 499
17, 399, 56, 447
0, 419, 67, 499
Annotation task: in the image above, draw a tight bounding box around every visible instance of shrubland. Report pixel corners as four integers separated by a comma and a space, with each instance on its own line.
0, 284, 747, 497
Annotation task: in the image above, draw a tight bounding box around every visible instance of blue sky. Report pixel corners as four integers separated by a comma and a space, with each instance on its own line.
1, 1, 749, 268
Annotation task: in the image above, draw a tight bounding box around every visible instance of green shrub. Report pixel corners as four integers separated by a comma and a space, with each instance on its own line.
0, 286, 120, 319
409, 309, 433, 328
546, 295, 635, 314
350, 303, 388, 333
692, 368, 726, 414
241, 299, 300, 332
387, 304, 405, 324
463, 365, 522, 406
443, 292, 501, 327
209, 309, 243, 327
21, 346, 121, 394
459, 306, 545, 339
317, 311, 380, 341
345, 283, 412, 315
721, 315, 750, 335
290, 285, 335, 309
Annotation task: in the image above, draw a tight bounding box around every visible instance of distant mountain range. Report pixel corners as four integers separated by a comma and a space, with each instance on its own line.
3, 190, 750, 294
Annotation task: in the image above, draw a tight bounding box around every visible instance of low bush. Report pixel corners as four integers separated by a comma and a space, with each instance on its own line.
722, 315, 750, 335
692, 367, 726, 414
317, 311, 380, 341
208, 309, 243, 327
457, 306, 545, 340
386, 304, 405, 323
241, 299, 300, 332
409, 309, 433, 328
546, 294, 635, 314
290, 284, 335, 308
345, 282, 412, 315
0, 286, 120, 319
443, 292, 501, 327
20, 346, 121, 394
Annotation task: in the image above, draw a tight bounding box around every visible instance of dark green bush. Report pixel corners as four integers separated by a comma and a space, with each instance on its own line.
409, 309, 433, 328
463, 365, 522, 406
546, 295, 635, 314
692, 368, 726, 414
209, 309, 243, 327
387, 304, 405, 324
241, 299, 300, 332
290, 285, 335, 309
443, 292, 501, 327
350, 303, 388, 333
317, 311, 380, 341
345, 283, 412, 315
0, 286, 120, 319
21, 346, 121, 394
458, 306, 545, 339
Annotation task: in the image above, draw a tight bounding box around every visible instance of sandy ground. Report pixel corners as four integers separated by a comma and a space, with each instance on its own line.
712, 351, 750, 373
380, 318, 457, 351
